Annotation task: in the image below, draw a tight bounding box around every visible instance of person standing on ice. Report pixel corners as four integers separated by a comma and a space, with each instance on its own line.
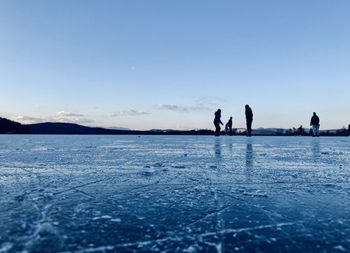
245, 105, 253, 137
213, 109, 223, 136
299, 125, 303, 136
310, 112, 320, 137
225, 117, 233, 136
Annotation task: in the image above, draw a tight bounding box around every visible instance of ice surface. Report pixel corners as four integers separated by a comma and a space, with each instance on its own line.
0, 135, 349, 252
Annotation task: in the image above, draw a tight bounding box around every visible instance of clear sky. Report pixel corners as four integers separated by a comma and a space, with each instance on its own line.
0, 0, 349, 130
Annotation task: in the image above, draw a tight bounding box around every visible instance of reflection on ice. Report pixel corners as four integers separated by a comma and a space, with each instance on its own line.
246, 141, 253, 169
311, 139, 320, 161
214, 138, 221, 158
0, 135, 349, 252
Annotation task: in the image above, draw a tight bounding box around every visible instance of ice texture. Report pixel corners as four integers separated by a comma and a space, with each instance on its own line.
0, 135, 349, 252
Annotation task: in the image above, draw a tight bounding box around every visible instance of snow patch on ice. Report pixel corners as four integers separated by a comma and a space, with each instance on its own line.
0, 242, 13, 253
333, 245, 346, 252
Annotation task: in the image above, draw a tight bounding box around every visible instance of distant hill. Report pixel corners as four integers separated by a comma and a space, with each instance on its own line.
0, 117, 214, 135
24, 122, 213, 135
0, 117, 29, 134
26, 122, 129, 135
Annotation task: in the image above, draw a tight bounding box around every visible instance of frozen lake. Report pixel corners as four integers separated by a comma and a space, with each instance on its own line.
0, 135, 349, 252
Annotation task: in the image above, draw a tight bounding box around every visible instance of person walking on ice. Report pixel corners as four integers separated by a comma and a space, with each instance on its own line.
213, 109, 223, 136
225, 117, 233, 136
245, 105, 253, 137
298, 125, 303, 136
310, 112, 320, 137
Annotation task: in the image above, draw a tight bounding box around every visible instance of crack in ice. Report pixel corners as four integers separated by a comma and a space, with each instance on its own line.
201, 222, 297, 237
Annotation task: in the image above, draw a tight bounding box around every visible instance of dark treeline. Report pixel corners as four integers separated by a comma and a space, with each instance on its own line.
0, 117, 213, 135
0, 117, 349, 136
0, 117, 29, 134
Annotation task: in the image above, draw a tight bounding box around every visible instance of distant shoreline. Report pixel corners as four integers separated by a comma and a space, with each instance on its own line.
1, 117, 349, 136
1, 133, 349, 137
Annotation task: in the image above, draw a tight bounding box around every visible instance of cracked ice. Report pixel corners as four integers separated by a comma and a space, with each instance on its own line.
0, 135, 349, 252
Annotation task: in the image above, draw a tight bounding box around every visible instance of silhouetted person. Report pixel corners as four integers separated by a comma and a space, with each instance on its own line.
245, 105, 253, 136
299, 125, 303, 136
310, 112, 320, 137
348, 124, 350, 136
213, 109, 223, 136
293, 127, 297, 136
225, 117, 233, 136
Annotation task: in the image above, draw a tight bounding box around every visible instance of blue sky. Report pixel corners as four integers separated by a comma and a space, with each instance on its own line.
0, 0, 349, 130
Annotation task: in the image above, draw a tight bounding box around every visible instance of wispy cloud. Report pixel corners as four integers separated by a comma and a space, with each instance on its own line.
55, 111, 84, 117
195, 96, 222, 107
47, 111, 94, 124
11, 115, 43, 124
155, 103, 213, 112
12, 111, 94, 125
111, 109, 149, 117
155, 104, 188, 112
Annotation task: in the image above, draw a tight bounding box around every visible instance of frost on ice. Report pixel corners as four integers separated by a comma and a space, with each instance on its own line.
0, 135, 349, 252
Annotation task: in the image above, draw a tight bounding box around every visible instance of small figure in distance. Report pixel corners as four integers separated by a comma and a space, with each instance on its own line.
245, 105, 253, 137
213, 109, 223, 136
225, 117, 233, 136
310, 112, 320, 137
299, 125, 303, 136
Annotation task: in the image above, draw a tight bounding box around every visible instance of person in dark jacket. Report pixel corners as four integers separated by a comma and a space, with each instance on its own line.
245, 105, 253, 136
310, 112, 320, 137
225, 117, 233, 136
213, 109, 223, 136
298, 125, 303, 136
